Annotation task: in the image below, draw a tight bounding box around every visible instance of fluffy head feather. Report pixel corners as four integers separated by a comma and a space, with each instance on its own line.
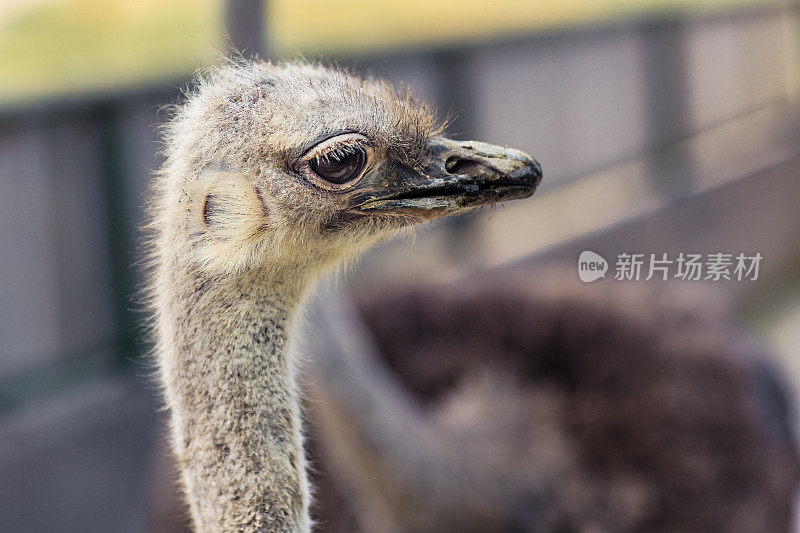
151, 60, 440, 276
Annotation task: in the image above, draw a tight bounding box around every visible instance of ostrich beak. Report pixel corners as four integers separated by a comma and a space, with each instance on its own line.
354, 136, 542, 217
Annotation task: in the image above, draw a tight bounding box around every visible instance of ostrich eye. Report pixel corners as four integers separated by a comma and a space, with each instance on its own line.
300, 133, 372, 190
310, 145, 366, 184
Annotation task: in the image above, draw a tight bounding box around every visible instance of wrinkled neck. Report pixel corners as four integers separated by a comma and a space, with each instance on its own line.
157, 265, 312, 532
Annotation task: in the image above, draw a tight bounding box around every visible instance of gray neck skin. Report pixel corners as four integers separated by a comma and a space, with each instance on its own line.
159, 266, 311, 532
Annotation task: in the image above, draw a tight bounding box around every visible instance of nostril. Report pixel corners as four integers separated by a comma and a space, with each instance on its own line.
445, 156, 486, 176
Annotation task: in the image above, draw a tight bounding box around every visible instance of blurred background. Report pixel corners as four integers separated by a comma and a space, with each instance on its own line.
1, 0, 800, 531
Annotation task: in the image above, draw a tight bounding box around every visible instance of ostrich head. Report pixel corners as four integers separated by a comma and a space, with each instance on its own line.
158, 61, 541, 277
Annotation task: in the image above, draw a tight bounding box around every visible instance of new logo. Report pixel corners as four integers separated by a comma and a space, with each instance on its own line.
578, 251, 608, 283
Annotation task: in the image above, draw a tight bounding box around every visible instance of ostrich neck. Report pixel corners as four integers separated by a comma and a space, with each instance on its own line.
159, 265, 312, 532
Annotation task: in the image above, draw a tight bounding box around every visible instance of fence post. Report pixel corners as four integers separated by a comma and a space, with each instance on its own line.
225, 0, 267, 57
97, 105, 138, 364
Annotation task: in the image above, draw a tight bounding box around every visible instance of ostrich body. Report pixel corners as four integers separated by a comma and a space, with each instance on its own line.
149, 61, 541, 532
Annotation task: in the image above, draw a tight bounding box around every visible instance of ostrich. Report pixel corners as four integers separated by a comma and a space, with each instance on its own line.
306, 273, 800, 532
147, 60, 541, 532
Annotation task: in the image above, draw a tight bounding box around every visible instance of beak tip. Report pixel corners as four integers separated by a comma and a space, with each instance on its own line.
532, 158, 543, 185
516, 156, 543, 191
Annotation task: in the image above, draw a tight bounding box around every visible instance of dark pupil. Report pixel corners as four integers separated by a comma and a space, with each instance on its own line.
310, 147, 365, 184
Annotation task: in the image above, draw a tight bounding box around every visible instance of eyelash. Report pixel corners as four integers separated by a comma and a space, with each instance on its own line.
311, 142, 360, 163
303, 133, 371, 162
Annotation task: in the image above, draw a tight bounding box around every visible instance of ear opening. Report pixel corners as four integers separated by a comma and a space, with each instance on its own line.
185, 169, 270, 271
